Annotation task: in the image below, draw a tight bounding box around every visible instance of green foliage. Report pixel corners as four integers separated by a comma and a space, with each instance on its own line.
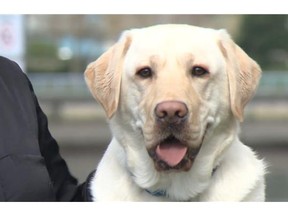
27, 39, 57, 57
26, 38, 71, 73
237, 15, 288, 71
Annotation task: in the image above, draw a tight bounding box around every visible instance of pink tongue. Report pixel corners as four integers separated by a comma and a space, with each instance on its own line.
156, 142, 188, 167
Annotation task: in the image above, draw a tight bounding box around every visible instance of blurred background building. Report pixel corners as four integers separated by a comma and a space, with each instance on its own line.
0, 14, 288, 201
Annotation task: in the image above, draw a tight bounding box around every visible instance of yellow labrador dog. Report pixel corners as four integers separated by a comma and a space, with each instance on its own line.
84, 24, 266, 201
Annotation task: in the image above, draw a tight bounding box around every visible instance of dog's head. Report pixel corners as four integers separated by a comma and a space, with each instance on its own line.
85, 24, 261, 172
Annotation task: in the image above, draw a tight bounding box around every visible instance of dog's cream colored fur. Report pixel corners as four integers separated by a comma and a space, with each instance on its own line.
85, 24, 266, 201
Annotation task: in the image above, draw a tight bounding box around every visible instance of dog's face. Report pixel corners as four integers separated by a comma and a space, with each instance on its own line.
85, 24, 261, 173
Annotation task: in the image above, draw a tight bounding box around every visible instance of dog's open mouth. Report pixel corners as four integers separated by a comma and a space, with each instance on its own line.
148, 136, 200, 172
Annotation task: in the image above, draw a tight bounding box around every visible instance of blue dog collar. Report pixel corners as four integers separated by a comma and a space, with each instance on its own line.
145, 189, 167, 197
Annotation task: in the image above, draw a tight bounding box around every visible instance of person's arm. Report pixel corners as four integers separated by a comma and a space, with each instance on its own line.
25, 73, 90, 201
27, 81, 76, 200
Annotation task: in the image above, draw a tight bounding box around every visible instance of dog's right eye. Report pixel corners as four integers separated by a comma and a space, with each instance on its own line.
136, 67, 153, 79
191, 66, 209, 77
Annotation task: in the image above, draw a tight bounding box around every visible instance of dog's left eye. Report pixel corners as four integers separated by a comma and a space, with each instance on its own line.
136, 67, 153, 78
191, 66, 209, 77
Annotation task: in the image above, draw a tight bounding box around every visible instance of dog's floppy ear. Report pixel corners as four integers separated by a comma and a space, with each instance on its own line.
84, 33, 132, 119
218, 30, 261, 122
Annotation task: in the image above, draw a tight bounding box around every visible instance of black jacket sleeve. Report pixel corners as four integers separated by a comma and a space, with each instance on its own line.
0, 56, 91, 201
28, 77, 81, 201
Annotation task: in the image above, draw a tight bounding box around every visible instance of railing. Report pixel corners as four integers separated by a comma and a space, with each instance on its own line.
254, 72, 288, 101
28, 72, 92, 101
28, 71, 288, 101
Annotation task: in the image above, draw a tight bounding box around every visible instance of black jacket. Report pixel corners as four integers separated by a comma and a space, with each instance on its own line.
0, 56, 92, 201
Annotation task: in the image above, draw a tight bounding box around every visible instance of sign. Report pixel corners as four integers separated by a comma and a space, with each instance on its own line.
0, 15, 25, 71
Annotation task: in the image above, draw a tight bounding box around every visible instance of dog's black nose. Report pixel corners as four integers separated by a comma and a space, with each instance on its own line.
155, 101, 188, 124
